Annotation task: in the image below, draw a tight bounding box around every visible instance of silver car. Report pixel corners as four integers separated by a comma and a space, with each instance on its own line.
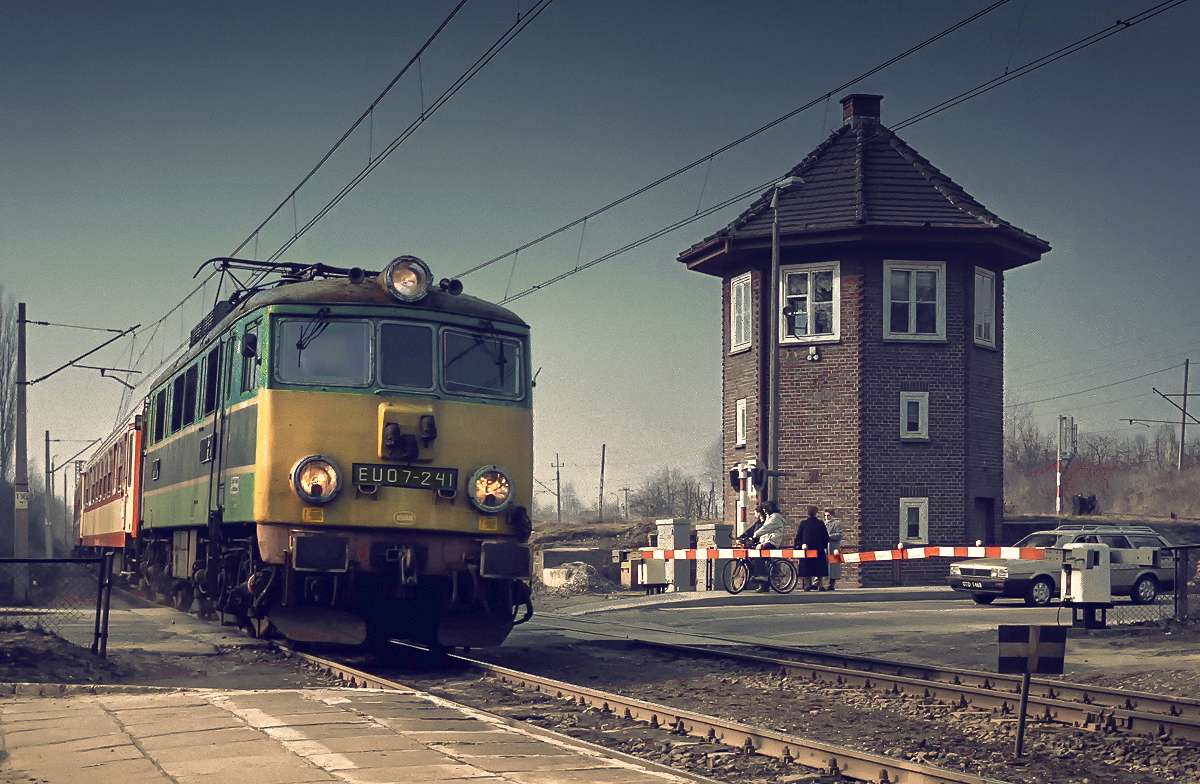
947, 525, 1176, 607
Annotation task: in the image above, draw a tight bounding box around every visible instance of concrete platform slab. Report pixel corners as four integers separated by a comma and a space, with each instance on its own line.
1, 686, 697, 784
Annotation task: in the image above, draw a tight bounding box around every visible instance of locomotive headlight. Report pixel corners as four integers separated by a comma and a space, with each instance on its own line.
469, 465, 512, 513
382, 255, 432, 302
290, 455, 342, 505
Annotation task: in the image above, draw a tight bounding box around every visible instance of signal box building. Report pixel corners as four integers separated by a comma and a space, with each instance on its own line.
678, 94, 1050, 585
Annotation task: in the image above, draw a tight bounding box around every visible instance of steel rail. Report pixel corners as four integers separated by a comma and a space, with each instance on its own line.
530, 613, 1200, 741
290, 645, 1007, 784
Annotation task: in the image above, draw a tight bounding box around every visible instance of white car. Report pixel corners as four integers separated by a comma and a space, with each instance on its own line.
947, 525, 1175, 607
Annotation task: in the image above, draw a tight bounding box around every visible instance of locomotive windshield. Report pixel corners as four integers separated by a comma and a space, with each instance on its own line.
442, 329, 522, 397
276, 318, 371, 386
272, 316, 524, 399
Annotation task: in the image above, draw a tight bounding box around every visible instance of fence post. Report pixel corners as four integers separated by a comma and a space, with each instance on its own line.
91, 555, 106, 655
99, 551, 115, 658
1177, 549, 1192, 624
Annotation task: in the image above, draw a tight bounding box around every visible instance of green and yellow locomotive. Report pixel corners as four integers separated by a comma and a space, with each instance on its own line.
86, 256, 534, 650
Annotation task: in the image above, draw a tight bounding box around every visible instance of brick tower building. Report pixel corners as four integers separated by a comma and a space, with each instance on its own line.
678, 94, 1050, 585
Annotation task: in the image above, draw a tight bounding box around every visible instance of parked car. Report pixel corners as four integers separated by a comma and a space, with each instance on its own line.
947, 525, 1176, 607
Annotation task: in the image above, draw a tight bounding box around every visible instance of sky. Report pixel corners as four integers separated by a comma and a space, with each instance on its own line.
2, 0, 1199, 510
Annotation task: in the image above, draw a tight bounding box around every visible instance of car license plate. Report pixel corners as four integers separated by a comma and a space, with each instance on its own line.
962, 580, 984, 589
352, 464, 458, 491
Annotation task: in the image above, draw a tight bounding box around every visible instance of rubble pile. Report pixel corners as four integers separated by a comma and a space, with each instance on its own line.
537, 561, 619, 596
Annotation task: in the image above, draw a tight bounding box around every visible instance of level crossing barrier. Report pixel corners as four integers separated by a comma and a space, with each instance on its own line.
638, 545, 1047, 563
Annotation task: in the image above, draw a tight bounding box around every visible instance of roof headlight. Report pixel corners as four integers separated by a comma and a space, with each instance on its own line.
382, 255, 432, 302
469, 465, 512, 514
291, 455, 342, 505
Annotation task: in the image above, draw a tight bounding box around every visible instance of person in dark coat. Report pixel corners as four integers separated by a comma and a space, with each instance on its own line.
793, 505, 830, 591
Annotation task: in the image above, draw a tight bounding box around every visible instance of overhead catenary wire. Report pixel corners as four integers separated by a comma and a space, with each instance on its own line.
228, 0, 472, 260
892, 0, 1191, 130
451, 0, 1015, 281
1005, 363, 1183, 409
495, 0, 1190, 308
262, 0, 555, 267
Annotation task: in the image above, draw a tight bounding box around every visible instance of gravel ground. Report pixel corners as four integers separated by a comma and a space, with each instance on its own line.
379, 640, 1200, 784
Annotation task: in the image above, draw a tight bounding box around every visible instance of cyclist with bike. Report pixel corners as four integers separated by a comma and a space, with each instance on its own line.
745, 502, 787, 592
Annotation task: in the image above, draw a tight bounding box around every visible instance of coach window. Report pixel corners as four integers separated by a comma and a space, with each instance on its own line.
240, 321, 262, 393
202, 346, 221, 415
170, 375, 186, 434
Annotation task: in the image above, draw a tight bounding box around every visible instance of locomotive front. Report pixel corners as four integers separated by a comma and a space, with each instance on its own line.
244, 257, 533, 649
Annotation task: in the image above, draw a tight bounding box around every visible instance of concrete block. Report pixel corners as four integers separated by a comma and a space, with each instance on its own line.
536, 547, 610, 571
656, 519, 694, 592
695, 522, 733, 592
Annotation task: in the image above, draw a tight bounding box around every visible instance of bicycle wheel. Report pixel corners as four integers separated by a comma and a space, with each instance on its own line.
769, 559, 798, 594
722, 559, 750, 594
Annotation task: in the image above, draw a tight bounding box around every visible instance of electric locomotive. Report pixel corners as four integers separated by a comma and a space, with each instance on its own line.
79, 256, 534, 650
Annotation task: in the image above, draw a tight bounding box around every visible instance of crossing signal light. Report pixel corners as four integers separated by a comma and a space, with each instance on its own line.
751, 467, 767, 489
729, 469, 740, 490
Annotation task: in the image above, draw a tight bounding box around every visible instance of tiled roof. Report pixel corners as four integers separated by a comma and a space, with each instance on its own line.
678, 120, 1050, 261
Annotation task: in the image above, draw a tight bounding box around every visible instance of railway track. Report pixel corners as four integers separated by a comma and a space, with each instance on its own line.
528, 612, 1200, 743
288, 646, 1009, 784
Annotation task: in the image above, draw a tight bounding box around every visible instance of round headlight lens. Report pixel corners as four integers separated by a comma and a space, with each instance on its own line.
470, 465, 512, 513
383, 255, 432, 302
290, 455, 342, 505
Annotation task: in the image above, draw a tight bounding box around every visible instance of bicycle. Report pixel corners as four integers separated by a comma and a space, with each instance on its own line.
721, 536, 798, 594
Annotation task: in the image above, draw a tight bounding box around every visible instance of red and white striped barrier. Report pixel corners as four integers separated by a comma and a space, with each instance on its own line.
637, 545, 1045, 563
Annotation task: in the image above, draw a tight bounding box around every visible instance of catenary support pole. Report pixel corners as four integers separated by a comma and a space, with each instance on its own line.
44, 432, 52, 557
1179, 359, 1190, 472
552, 453, 563, 525
598, 444, 606, 523
12, 304, 29, 602
766, 187, 782, 504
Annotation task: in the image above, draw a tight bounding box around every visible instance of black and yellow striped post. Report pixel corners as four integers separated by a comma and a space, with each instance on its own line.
998, 625, 1068, 757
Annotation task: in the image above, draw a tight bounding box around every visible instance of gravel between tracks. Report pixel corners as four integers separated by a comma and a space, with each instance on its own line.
385, 640, 1200, 784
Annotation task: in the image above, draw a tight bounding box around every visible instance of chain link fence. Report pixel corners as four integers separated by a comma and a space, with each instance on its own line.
1106, 546, 1200, 626
0, 556, 114, 656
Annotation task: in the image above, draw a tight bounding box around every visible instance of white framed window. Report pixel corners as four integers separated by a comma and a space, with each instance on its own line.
973, 266, 996, 348
899, 391, 928, 441
884, 260, 945, 341
730, 273, 752, 353
735, 398, 747, 448
780, 261, 840, 343
899, 497, 929, 544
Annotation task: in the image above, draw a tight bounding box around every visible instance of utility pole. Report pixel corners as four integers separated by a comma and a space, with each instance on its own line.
765, 176, 796, 504
551, 453, 564, 525
597, 444, 606, 523
1180, 359, 1190, 471
12, 304, 29, 601
44, 432, 53, 558
620, 487, 631, 520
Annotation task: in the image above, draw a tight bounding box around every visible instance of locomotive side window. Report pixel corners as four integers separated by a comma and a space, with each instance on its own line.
442, 329, 522, 398
182, 364, 199, 426
240, 321, 261, 393
152, 389, 167, 444
379, 323, 434, 389
170, 375, 186, 434
202, 346, 220, 415
276, 318, 371, 387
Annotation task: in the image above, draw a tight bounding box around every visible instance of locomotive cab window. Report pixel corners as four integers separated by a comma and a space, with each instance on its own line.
442, 329, 522, 398
275, 318, 371, 387
379, 322, 434, 389
240, 321, 262, 393
202, 346, 220, 415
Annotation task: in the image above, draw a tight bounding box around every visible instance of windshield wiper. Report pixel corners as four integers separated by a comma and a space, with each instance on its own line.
295, 307, 332, 367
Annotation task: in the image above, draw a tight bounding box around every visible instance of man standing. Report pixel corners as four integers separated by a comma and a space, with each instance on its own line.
794, 505, 830, 591
824, 509, 843, 591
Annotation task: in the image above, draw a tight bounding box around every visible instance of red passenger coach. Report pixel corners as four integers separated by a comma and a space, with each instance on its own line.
78, 415, 143, 553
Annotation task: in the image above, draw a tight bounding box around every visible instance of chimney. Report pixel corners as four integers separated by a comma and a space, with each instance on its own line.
841, 93, 882, 126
